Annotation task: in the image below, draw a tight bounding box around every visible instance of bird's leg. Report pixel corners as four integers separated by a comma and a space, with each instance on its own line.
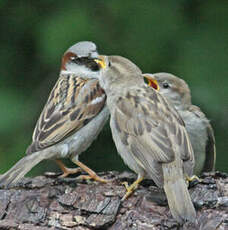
121, 175, 144, 201
71, 159, 111, 183
55, 159, 81, 178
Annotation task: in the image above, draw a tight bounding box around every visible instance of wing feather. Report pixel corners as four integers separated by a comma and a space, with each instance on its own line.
203, 124, 216, 171
26, 75, 106, 154
113, 86, 194, 185
189, 105, 216, 172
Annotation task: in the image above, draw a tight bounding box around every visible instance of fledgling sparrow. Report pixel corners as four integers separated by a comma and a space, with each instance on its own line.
0, 41, 109, 187
95, 55, 196, 223
143, 73, 216, 175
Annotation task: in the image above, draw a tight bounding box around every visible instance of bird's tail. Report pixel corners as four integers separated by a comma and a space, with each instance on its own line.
162, 163, 196, 224
0, 150, 47, 188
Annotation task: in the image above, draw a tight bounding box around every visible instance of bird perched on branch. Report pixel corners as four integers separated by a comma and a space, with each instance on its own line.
0, 41, 109, 187
94, 55, 196, 223
143, 73, 216, 175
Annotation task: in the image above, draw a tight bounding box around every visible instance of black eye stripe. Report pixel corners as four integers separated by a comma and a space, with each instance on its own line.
71, 57, 91, 63
70, 57, 99, 71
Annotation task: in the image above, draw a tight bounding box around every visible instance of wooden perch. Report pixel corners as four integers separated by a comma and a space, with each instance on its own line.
0, 171, 227, 230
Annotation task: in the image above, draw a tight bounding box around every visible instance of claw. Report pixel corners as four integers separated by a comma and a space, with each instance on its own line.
121, 181, 130, 190
59, 167, 81, 178
76, 174, 112, 183
186, 174, 202, 182
71, 159, 111, 183
55, 159, 81, 178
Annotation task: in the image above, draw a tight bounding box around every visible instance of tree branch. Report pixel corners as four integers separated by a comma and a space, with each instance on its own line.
0, 171, 227, 230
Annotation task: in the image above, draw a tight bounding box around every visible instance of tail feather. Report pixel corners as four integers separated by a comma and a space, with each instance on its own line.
163, 164, 196, 224
0, 151, 47, 188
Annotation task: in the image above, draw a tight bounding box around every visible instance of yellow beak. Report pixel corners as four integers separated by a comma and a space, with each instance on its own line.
144, 75, 160, 91
94, 56, 106, 69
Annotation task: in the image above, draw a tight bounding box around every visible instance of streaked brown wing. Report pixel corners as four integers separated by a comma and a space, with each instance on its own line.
26, 75, 106, 154
113, 86, 194, 186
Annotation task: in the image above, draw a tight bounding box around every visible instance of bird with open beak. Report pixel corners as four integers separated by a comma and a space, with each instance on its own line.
0, 41, 110, 187
95, 55, 196, 223
143, 73, 216, 175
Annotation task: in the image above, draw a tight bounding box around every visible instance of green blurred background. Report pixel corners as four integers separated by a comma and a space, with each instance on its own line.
0, 0, 227, 176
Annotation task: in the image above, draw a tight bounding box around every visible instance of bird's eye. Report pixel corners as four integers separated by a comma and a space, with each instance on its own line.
108, 61, 111, 67
70, 56, 85, 64
162, 82, 169, 89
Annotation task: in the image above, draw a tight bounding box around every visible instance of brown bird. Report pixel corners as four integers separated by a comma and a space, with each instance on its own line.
143, 72, 216, 175
0, 41, 109, 188
95, 55, 196, 223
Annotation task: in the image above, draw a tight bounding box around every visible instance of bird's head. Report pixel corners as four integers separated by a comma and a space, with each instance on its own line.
94, 55, 142, 90
61, 41, 100, 78
143, 72, 192, 110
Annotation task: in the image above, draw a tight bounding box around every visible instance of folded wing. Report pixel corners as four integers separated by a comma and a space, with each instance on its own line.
27, 75, 106, 154
113, 86, 194, 186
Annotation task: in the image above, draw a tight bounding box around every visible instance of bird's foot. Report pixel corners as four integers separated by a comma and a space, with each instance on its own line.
76, 174, 112, 183
121, 177, 143, 201
59, 167, 82, 178
186, 175, 202, 182
55, 159, 82, 178
72, 159, 112, 183
185, 174, 202, 187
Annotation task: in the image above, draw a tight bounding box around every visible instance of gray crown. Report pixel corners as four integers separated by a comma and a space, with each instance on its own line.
67, 41, 98, 58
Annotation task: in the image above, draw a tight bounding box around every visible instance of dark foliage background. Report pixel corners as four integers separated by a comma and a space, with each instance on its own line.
0, 0, 227, 176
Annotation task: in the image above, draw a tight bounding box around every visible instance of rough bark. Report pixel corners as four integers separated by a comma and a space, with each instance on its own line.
0, 171, 227, 230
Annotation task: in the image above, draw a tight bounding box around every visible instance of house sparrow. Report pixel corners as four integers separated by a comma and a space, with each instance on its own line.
143, 73, 216, 175
95, 55, 196, 223
0, 41, 109, 187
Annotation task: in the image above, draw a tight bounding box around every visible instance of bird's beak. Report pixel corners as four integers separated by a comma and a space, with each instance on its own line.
144, 75, 160, 91
94, 56, 106, 69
